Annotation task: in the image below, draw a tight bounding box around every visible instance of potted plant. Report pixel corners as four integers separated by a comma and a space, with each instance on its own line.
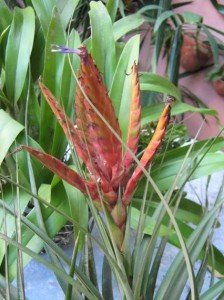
172, 11, 214, 72
180, 25, 213, 71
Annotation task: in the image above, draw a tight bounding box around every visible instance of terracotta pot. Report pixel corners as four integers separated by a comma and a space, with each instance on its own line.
180, 34, 213, 71
212, 79, 224, 96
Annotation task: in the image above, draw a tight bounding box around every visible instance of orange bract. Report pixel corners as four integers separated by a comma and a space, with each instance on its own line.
122, 100, 172, 205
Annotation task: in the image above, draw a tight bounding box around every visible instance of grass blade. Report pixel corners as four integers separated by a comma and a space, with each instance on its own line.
89, 1, 116, 88
200, 279, 224, 300
102, 255, 114, 300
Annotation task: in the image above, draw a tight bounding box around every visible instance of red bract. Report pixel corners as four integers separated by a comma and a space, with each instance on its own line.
22, 46, 172, 248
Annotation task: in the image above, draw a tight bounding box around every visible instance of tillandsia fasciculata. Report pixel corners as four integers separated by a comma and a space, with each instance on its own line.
20, 45, 173, 249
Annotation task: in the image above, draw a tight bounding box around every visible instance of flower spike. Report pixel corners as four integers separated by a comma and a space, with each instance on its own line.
122, 62, 141, 173
75, 46, 122, 181
20, 45, 173, 250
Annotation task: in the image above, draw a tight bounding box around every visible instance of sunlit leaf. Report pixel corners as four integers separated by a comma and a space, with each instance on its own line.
141, 101, 217, 126
5, 7, 35, 102
140, 72, 181, 101
113, 14, 145, 41
0, 110, 23, 165
89, 1, 116, 88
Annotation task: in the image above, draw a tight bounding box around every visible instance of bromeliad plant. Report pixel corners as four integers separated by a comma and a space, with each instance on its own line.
1, 2, 224, 299
20, 45, 172, 249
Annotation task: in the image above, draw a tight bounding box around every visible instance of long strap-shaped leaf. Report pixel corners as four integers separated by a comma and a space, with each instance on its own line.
122, 98, 173, 205
75, 46, 122, 180
21, 145, 99, 201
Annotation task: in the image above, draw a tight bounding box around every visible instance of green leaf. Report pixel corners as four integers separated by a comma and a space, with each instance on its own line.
39, 7, 66, 153
182, 11, 203, 23
153, 152, 224, 191
0, 88, 11, 108
0, 110, 24, 165
16, 135, 48, 188
137, 4, 161, 14
202, 24, 219, 67
38, 184, 51, 207
63, 166, 88, 250
113, 14, 145, 41
141, 101, 217, 126
51, 29, 80, 157
136, 137, 224, 193
102, 255, 113, 300
167, 25, 181, 85
132, 197, 205, 227
30, 21, 45, 81
131, 207, 175, 237
0, 6, 12, 34
89, 1, 116, 88
151, 0, 171, 70
200, 279, 224, 300
27, 80, 41, 131
0, 273, 18, 300
110, 35, 140, 116
0, 186, 31, 265
106, 0, 119, 23
210, 0, 224, 14
56, 0, 80, 29
155, 137, 224, 165
153, 10, 175, 33
172, 1, 193, 9
60, 30, 80, 115
140, 72, 181, 101
30, 0, 55, 36
0, 0, 8, 9
5, 7, 35, 103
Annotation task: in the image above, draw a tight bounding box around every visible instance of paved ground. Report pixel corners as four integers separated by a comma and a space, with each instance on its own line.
20, 172, 224, 299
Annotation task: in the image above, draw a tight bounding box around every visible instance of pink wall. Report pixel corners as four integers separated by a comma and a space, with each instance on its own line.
139, 0, 224, 139
175, 0, 224, 139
